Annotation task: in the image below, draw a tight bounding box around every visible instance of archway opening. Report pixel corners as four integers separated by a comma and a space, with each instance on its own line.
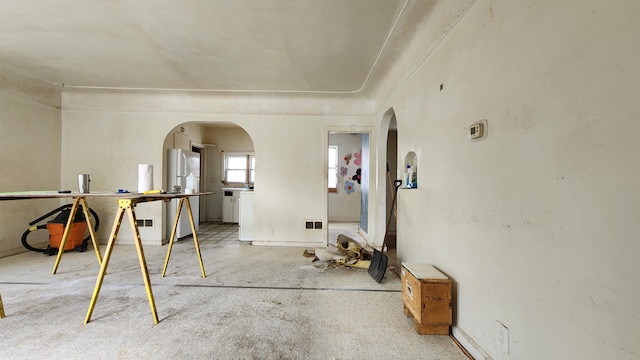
163, 122, 255, 243
377, 108, 399, 277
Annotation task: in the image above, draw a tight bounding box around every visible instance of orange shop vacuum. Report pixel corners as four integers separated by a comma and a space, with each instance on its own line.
21, 204, 99, 256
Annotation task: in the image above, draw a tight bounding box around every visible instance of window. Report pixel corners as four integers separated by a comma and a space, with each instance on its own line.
224, 153, 255, 184
328, 145, 338, 192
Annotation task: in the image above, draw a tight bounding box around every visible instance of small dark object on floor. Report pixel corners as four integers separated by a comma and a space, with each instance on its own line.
368, 248, 388, 283
368, 179, 402, 283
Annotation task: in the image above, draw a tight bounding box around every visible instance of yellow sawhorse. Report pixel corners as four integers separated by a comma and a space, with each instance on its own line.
162, 196, 206, 278
51, 196, 103, 275
0, 293, 5, 318
84, 195, 205, 325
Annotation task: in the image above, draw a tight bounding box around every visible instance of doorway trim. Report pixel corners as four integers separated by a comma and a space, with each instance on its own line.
374, 108, 397, 249
323, 125, 375, 245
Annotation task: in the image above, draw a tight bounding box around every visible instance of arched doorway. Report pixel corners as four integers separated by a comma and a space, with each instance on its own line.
378, 108, 399, 276
163, 122, 255, 243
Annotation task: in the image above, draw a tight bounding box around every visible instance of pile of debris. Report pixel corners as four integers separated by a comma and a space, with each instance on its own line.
303, 234, 373, 269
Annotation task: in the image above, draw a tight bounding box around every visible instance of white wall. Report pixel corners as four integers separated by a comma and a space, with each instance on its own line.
60, 111, 170, 245
0, 68, 61, 257
376, 0, 640, 358
328, 133, 362, 222
4, 1, 637, 357
60, 90, 376, 247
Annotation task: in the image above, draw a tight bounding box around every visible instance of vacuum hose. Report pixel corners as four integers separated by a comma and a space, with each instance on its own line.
21, 204, 99, 255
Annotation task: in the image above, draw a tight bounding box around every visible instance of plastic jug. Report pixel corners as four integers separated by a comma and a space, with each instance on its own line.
186, 173, 195, 194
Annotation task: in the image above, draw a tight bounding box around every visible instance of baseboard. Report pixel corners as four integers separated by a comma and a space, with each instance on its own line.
328, 218, 360, 222
357, 226, 368, 241
452, 324, 492, 360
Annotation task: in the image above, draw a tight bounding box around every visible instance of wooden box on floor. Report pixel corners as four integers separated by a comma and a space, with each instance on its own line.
401, 263, 452, 335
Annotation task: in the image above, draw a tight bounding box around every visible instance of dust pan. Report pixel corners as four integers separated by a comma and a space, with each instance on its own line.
368, 248, 388, 283
368, 179, 402, 283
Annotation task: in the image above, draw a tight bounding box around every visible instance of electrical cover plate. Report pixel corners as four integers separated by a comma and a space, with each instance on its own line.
496, 321, 509, 354
469, 123, 483, 139
468, 119, 488, 141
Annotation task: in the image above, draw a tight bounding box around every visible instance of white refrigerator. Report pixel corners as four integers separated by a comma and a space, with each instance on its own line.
166, 148, 200, 241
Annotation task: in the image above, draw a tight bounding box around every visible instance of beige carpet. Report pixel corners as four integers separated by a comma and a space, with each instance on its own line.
0, 222, 468, 359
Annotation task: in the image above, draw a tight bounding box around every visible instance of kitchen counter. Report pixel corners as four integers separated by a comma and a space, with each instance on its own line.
221, 187, 252, 192
239, 191, 254, 241
222, 188, 251, 223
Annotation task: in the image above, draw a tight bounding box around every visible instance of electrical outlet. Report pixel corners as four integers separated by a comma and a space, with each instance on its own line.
268, 226, 274, 235
496, 321, 509, 354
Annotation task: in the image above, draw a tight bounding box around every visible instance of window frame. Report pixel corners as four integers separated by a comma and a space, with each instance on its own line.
223, 152, 255, 184
328, 145, 338, 193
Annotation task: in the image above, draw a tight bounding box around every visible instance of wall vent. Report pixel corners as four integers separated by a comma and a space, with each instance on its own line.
136, 219, 154, 228
305, 220, 323, 230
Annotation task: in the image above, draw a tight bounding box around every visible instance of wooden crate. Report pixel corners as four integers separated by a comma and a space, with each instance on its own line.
401, 263, 452, 335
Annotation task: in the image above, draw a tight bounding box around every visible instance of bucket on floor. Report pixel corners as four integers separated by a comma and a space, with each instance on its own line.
47, 209, 88, 251
47, 222, 87, 251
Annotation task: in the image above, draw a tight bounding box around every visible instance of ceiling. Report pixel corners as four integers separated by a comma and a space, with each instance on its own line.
0, 0, 435, 95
